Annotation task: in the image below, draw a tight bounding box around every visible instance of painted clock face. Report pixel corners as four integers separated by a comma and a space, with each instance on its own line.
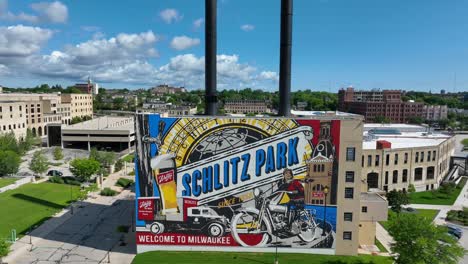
158, 118, 301, 167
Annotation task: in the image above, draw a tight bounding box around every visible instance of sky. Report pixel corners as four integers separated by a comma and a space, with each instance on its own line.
0, 0, 467, 92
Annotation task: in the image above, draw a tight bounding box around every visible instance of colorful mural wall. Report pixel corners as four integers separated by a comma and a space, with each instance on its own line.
135, 114, 341, 251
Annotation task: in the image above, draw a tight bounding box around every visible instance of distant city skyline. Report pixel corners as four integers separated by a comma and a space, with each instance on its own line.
0, 0, 467, 92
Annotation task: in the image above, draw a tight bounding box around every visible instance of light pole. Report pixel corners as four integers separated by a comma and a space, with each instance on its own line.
322, 186, 329, 236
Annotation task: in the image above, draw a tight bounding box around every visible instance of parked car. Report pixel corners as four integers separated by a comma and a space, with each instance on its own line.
47, 170, 63, 177
446, 225, 463, 240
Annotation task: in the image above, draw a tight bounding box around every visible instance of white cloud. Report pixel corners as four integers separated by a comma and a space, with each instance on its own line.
81, 26, 100, 32
258, 71, 279, 81
193, 18, 203, 29
31, 1, 68, 23
0, 25, 53, 57
240, 24, 255, 32
170, 36, 200, 50
0, 0, 68, 24
159, 8, 182, 24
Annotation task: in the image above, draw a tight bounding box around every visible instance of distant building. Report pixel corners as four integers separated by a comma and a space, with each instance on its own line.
74, 77, 99, 95
224, 99, 270, 114
423, 105, 448, 121
150, 84, 187, 96
141, 101, 196, 116
338, 87, 427, 123
294, 101, 308, 111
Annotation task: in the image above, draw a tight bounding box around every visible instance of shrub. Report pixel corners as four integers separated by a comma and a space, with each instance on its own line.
63, 178, 81, 186
115, 159, 124, 172
53, 147, 64, 160
100, 187, 117, 196
49, 176, 64, 184
116, 178, 134, 188
408, 184, 416, 193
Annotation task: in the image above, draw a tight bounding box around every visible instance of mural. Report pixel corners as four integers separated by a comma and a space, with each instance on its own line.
135, 115, 340, 251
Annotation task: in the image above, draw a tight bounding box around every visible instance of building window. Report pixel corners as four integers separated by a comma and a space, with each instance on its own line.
402, 169, 408, 182
361, 155, 364, 167
415, 152, 419, 163
394, 153, 398, 165
9, 106, 12, 111
427, 166, 435, 180
385, 171, 388, 184
375, 155, 380, 166
367, 155, 372, 167
404, 152, 408, 164
414, 168, 423, 181
362, 206, 368, 213
432, 150, 436, 161
345, 171, 355, 183
386, 154, 390, 166
344, 212, 353, 222
427, 151, 431, 162
346, 147, 355, 161
420, 152, 424, 163
345, 187, 354, 199
393, 170, 398, 184
343, 231, 352, 240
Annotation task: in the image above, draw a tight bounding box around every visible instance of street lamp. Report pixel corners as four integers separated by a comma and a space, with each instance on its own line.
322, 185, 329, 236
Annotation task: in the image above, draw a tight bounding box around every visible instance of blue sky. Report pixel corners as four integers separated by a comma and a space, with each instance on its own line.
0, 0, 467, 92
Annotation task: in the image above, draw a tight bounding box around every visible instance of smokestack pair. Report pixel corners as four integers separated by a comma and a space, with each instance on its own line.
205, 0, 293, 117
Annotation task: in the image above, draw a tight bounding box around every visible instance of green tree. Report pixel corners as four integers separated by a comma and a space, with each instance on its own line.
0, 150, 20, 176
0, 238, 10, 262
29, 151, 49, 176
112, 97, 125, 110
89, 148, 116, 168
407, 116, 424, 125
0, 132, 19, 153
375, 115, 391, 124
18, 129, 39, 154
386, 189, 409, 213
114, 159, 124, 172
70, 158, 100, 182
408, 184, 416, 193
388, 213, 465, 264
70, 116, 83, 124
53, 147, 64, 160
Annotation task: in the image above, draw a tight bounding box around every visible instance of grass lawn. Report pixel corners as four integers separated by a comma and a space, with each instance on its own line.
375, 239, 388, 253
409, 178, 467, 205
0, 182, 80, 238
0, 178, 17, 188
380, 209, 439, 231
132, 251, 392, 264
462, 138, 468, 147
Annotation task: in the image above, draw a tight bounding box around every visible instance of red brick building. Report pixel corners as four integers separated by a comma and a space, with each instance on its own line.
338, 87, 425, 123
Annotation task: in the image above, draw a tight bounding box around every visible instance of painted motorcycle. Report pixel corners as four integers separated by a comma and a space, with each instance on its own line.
230, 188, 318, 247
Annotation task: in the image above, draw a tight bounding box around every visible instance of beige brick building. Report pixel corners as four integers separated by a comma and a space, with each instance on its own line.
0, 92, 92, 137
0, 101, 27, 139
362, 130, 455, 193
61, 93, 93, 120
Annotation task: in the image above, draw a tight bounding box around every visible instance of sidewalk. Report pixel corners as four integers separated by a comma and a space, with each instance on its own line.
4, 170, 136, 264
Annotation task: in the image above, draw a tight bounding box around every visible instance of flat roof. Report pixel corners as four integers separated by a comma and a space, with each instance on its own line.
62, 116, 134, 131
363, 131, 452, 149
360, 192, 386, 202
364, 123, 426, 129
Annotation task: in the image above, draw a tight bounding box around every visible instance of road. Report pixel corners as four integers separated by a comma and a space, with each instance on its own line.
4, 189, 136, 264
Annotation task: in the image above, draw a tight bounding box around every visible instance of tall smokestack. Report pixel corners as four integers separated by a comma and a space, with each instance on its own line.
205, 0, 217, 115
278, 0, 293, 117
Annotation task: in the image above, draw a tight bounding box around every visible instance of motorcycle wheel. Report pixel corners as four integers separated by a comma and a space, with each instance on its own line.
297, 210, 318, 242
231, 211, 272, 247
149, 222, 165, 235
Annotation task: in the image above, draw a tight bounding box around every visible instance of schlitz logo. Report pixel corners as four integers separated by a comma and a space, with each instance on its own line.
139, 200, 152, 210
157, 170, 175, 184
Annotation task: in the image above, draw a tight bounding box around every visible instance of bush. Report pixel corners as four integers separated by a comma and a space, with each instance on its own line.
63, 178, 81, 186
115, 159, 124, 172
116, 178, 134, 188
49, 176, 64, 184
446, 208, 468, 226
53, 147, 63, 160
0, 238, 9, 259
439, 182, 456, 195
100, 187, 117, 196
408, 184, 416, 193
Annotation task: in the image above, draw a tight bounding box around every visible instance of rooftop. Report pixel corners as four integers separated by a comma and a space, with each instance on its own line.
63, 116, 134, 131
291, 110, 361, 117
363, 131, 452, 149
